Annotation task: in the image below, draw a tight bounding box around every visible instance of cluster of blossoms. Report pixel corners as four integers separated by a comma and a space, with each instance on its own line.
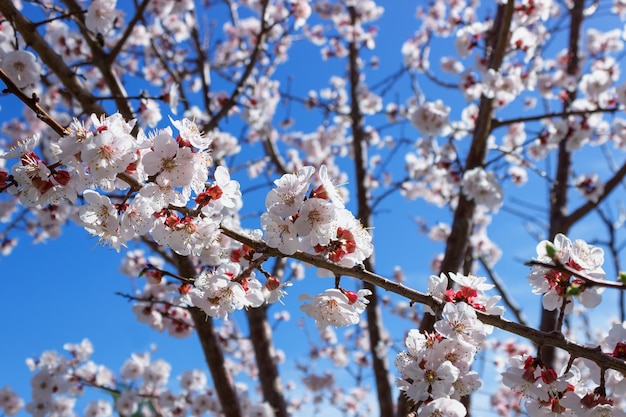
501, 353, 626, 417
14, 339, 282, 417
1, 113, 240, 256
261, 165, 373, 265
260, 165, 374, 327
394, 272, 501, 416
527, 234, 606, 313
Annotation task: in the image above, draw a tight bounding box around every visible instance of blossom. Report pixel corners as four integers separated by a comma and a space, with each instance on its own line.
142, 131, 196, 187
114, 391, 138, 416
293, 197, 337, 247
84, 400, 113, 417
183, 265, 264, 319
78, 190, 124, 249
409, 100, 451, 137
85, 0, 121, 34
527, 234, 605, 311
399, 358, 460, 402
179, 369, 207, 392
170, 117, 212, 150
461, 167, 503, 212
299, 288, 371, 328
434, 302, 490, 345
81, 129, 137, 182
0, 386, 24, 416
207, 166, 241, 211
1, 50, 41, 88
574, 173, 604, 203
265, 166, 314, 217
260, 212, 299, 255
419, 398, 466, 417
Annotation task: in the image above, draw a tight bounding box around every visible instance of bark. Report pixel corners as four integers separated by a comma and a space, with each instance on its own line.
245, 258, 289, 417
539, 0, 585, 368
245, 306, 289, 417
402, 2, 515, 415
347, 7, 394, 417
175, 255, 243, 417
220, 226, 626, 376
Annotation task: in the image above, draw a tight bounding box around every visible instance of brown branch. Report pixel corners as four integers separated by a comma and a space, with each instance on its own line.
203, 0, 271, 133
219, 226, 626, 375
478, 256, 529, 326
60, 0, 134, 120
527, 260, 626, 289
262, 134, 289, 176
0, 1, 106, 116
346, 6, 394, 416
106, 0, 151, 64
491, 106, 619, 129
563, 161, 626, 230
541, 0, 586, 366
0, 68, 67, 137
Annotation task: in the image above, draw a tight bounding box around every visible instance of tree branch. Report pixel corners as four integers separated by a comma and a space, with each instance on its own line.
219, 226, 626, 376
0, 1, 106, 116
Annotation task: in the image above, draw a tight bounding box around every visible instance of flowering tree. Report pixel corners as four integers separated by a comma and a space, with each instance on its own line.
3, 0, 626, 417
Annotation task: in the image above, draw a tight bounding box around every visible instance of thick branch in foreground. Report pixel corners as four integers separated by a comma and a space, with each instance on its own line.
220, 226, 626, 376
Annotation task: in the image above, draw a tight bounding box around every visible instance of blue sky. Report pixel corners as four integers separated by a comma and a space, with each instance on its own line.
2, 1, 626, 416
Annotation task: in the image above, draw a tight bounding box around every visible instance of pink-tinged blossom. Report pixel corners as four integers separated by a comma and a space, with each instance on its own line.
142, 131, 196, 188
143, 359, 171, 391
1, 50, 41, 88
461, 167, 503, 212
85, 0, 122, 34
138, 99, 162, 128
81, 129, 137, 182
409, 100, 451, 137
501, 355, 546, 400
290, 0, 312, 29
527, 234, 605, 312
183, 264, 264, 319
574, 173, 604, 203
0, 386, 24, 416
79, 190, 124, 250
419, 398, 467, 417
207, 166, 241, 211
120, 196, 156, 239
49, 396, 76, 417
265, 166, 315, 216
179, 369, 207, 392
299, 288, 371, 328
84, 400, 112, 417
114, 391, 138, 416
312, 164, 345, 208
399, 358, 460, 402
170, 117, 212, 150
63, 338, 93, 362
434, 302, 490, 345
120, 352, 150, 381
293, 197, 337, 247
261, 211, 299, 255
